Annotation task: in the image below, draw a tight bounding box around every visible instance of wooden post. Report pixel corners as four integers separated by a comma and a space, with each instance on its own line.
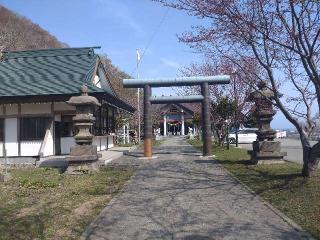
201, 82, 212, 156
144, 85, 152, 157
181, 110, 185, 136
163, 114, 167, 136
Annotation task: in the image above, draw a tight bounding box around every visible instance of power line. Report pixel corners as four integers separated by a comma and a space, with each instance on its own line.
130, 7, 170, 77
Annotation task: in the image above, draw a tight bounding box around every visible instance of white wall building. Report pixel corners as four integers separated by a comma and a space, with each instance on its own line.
158, 103, 199, 136
0, 47, 135, 163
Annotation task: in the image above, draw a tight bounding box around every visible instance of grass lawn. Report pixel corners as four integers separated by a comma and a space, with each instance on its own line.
0, 166, 133, 240
117, 143, 136, 147
188, 139, 320, 239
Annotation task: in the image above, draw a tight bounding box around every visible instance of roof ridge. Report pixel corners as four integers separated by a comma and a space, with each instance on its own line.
3, 46, 101, 54
2, 47, 101, 59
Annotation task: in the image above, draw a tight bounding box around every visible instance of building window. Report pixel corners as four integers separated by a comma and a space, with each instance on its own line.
108, 108, 115, 133
101, 107, 107, 135
93, 75, 102, 89
0, 119, 4, 141
93, 107, 102, 136
60, 115, 75, 137
93, 106, 109, 136
20, 117, 51, 141
170, 106, 178, 113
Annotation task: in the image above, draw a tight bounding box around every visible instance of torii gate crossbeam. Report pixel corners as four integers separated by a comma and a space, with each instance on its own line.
150, 95, 204, 104
123, 76, 230, 158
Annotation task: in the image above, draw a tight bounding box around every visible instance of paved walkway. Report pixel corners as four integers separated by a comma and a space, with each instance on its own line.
82, 137, 309, 240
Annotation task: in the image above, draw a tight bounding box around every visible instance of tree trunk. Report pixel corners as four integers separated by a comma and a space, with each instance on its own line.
215, 129, 222, 146
301, 144, 312, 177
301, 139, 320, 177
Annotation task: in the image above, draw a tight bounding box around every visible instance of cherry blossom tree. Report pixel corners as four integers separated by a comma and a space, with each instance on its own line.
156, 0, 320, 177
178, 57, 256, 145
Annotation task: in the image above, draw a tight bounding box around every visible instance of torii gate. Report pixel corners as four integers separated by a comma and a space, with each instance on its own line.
123, 76, 230, 158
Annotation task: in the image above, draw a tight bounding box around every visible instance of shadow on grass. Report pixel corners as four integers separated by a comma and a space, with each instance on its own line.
217, 159, 254, 165
0, 193, 118, 240
248, 167, 305, 194
0, 207, 47, 240
216, 157, 305, 195
193, 160, 219, 164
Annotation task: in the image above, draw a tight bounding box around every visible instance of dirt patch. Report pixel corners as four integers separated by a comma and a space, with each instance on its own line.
16, 205, 39, 218
72, 196, 108, 219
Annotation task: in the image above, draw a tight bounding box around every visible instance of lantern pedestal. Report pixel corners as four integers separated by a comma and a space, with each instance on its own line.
248, 81, 287, 164
66, 85, 101, 174
250, 141, 286, 164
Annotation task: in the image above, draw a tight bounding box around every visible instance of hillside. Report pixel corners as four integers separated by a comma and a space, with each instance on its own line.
100, 55, 138, 106
0, 5, 63, 51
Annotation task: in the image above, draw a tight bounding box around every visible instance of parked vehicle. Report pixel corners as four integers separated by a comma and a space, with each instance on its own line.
275, 130, 287, 138
229, 128, 257, 144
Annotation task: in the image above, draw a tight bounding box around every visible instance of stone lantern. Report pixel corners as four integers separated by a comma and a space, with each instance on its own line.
66, 85, 101, 172
248, 81, 286, 164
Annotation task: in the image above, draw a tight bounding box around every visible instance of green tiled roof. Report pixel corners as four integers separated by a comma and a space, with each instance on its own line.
0, 47, 107, 96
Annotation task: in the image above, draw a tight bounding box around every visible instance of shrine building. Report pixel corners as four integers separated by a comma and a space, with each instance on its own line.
0, 47, 135, 163
158, 103, 200, 136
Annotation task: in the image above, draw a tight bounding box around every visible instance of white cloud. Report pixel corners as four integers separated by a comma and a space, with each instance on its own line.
96, 0, 144, 35
160, 57, 180, 69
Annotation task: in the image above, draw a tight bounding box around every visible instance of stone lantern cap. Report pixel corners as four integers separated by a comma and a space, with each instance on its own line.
249, 81, 275, 100
67, 85, 101, 107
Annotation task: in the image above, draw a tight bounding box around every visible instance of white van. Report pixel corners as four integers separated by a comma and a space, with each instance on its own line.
229, 128, 257, 144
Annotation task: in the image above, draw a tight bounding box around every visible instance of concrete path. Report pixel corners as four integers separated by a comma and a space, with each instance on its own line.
82, 137, 309, 240
100, 145, 137, 164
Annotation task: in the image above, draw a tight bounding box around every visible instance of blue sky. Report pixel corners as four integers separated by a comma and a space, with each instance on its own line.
0, 0, 291, 129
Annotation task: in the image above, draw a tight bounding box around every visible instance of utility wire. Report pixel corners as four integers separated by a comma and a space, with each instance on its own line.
130, 7, 170, 77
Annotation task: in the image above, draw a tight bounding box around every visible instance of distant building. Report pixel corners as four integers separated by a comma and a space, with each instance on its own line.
0, 47, 135, 162
158, 103, 200, 136
275, 130, 287, 138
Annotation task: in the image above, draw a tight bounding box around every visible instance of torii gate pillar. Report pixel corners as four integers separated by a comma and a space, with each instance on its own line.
201, 82, 212, 156
144, 85, 152, 157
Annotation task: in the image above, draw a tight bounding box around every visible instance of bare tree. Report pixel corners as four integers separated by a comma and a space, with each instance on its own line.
156, 0, 320, 177
100, 55, 140, 133
178, 58, 256, 142
0, 5, 63, 51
